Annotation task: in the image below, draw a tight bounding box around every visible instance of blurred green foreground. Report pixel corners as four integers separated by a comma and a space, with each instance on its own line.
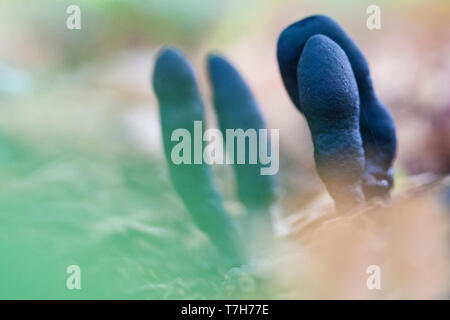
0, 0, 279, 299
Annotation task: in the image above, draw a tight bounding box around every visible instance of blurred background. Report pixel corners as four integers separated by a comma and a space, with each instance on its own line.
0, 0, 449, 299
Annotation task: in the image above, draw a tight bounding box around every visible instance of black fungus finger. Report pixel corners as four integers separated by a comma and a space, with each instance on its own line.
277, 14, 397, 200
297, 35, 365, 212
153, 47, 243, 263
207, 54, 278, 211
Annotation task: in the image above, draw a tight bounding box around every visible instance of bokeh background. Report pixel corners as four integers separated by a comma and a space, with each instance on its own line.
0, 0, 449, 299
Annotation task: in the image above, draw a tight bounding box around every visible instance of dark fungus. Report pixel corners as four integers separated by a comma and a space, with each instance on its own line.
153, 47, 243, 265
207, 54, 278, 211
152, 14, 399, 262
277, 14, 397, 201
297, 35, 365, 212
